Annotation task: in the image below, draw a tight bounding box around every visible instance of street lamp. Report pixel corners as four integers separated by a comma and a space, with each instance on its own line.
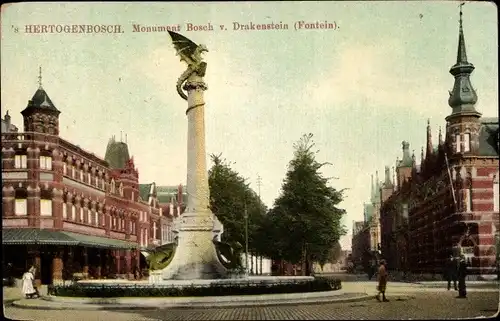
244, 201, 249, 276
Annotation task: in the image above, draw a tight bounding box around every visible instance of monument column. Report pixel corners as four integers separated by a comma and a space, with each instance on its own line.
153, 31, 227, 281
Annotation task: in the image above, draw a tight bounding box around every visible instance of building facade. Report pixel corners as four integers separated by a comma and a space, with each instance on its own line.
379, 11, 499, 277
350, 220, 370, 269
1, 81, 165, 285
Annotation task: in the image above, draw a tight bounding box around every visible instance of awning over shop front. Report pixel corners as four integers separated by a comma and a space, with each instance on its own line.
2, 228, 138, 249
2, 228, 79, 246
61, 231, 138, 249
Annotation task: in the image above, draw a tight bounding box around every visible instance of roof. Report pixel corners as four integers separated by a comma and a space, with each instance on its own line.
104, 137, 131, 169
2, 228, 138, 249
21, 87, 60, 116
2, 228, 78, 246
156, 185, 187, 204
139, 183, 152, 202
364, 203, 374, 222
138, 184, 188, 205
478, 118, 499, 157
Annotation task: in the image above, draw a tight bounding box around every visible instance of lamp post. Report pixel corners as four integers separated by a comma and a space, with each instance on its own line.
244, 201, 249, 276
257, 174, 263, 275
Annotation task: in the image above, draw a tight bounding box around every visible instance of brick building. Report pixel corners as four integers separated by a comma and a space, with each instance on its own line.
1, 78, 171, 285
350, 220, 370, 269
379, 10, 499, 277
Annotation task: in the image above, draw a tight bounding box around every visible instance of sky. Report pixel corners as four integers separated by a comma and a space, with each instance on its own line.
1, 1, 498, 250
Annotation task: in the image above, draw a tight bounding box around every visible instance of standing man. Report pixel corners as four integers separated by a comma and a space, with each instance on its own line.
457, 255, 468, 298
445, 255, 458, 291
376, 259, 389, 302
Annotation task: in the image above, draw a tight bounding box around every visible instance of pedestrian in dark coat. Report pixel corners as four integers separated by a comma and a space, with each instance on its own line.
457, 256, 468, 298
376, 259, 389, 302
445, 255, 458, 290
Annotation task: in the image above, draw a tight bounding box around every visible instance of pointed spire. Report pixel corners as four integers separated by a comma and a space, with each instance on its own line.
421, 146, 425, 164
38, 66, 43, 89
439, 126, 443, 145
371, 174, 374, 198
457, 3, 467, 64
392, 166, 396, 191
384, 166, 392, 186
426, 119, 433, 157
447, 3, 479, 114
412, 150, 416, 167
399, 141, 413, 167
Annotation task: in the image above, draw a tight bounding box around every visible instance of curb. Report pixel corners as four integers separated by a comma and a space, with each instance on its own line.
11, 293, 374, 311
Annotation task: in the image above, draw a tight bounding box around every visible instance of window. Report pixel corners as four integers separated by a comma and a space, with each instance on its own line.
153, 222, 157, 239
79, 207, 84, 221
87, 173, 91, 184
63, 203, 67, 219
465, 188, 473, 212
72, 205, 76, 220
464, 133, 471, 152
94, 212, 99, 226
493, 181, 499, 212
63, 163, 67, 175
71, 166, 75, 178
39, 156, 52, 170
15, 199, 27, 216
119, 183, 124, 197
88, 211, 92, 225
40, 199, 52, 216
111, 180, 116, 194
79, 170, 83, 181
95, 175, 100, 188
14, 155, 27, 169
101, 178, 105, 190
455, 134, 462, 153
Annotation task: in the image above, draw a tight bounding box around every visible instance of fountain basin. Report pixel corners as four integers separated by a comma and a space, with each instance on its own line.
47, 275, 341, 298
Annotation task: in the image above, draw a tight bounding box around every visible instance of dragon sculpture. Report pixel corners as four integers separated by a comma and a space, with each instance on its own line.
213, 238, 244, 270
167, 31, 209, 101
142, 242, 177, 271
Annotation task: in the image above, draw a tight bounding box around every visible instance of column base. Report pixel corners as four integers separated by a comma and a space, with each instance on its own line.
155, 213, 228, 281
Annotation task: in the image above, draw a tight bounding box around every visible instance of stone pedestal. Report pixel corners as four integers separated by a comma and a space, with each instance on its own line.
156, 69, 227, 281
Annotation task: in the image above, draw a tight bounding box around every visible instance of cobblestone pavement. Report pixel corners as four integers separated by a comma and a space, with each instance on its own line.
5, 291, 498, 320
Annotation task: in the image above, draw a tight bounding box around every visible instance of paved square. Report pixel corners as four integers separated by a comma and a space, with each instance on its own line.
5, 290, 499, 320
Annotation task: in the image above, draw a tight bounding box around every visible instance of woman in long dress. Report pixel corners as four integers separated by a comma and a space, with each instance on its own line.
22, 267, 37, 299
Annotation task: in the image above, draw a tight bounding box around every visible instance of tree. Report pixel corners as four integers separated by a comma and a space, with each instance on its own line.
266, 133, 347, 275
208, 154, 268, 263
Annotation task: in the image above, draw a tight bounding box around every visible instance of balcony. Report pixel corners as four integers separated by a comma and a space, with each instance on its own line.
1, 131, 59, 144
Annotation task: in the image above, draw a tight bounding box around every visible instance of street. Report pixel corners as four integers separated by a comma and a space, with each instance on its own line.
4, 285, 498, 320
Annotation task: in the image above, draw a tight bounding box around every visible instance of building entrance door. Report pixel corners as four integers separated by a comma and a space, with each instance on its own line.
40, 252, 53, 285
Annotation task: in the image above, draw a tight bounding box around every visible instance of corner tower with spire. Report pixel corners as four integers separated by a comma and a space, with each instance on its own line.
446, 4, 482, 157
21, 67, 61, 135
